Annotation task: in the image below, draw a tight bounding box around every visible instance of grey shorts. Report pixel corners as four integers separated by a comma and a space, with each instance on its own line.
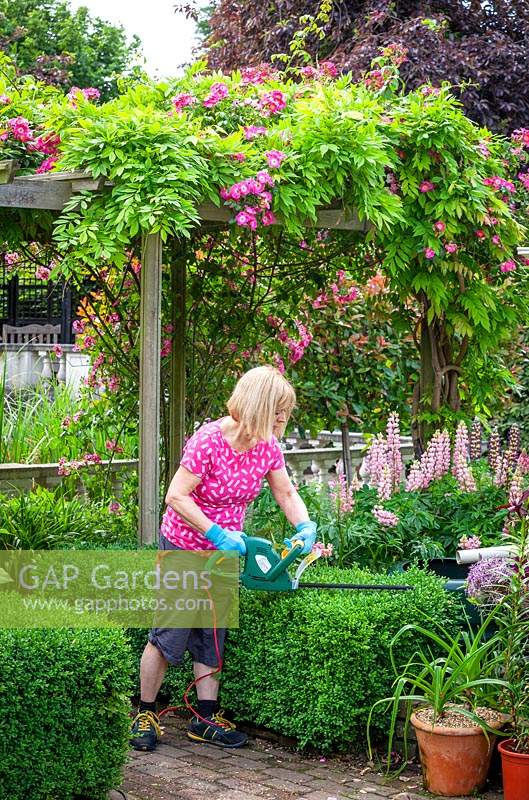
147, 535, 227, 667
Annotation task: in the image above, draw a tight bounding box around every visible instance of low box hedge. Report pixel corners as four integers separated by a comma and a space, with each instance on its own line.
0, 628, 133, 800
129, 564, 461, 753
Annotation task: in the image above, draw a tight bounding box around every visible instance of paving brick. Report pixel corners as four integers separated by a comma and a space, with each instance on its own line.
223, 754, 272, 770
356, 784, 388, 794
121, 773, 182, 800
261, 766, 314, 783
235, 748, 276, 762
224, 767, 262, 780
123, 717, 502, 800
173, 775, 224, 793
262, 777, 311, 794
305, 767, 352, 781
177, 752, 230, 770
216, 777, 273, 794
302, 778, 357, 793
296, 791, 360, 800
214, 792, 268, 800
182, 746, 232, 760
132, 764, 184, 781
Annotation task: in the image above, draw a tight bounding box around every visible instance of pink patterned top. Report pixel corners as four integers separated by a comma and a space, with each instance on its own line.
160, 419, 285, 550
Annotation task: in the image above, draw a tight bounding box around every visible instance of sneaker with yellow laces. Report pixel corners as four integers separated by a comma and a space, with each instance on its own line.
130, 710, 162, 751
187, 710, 248, 748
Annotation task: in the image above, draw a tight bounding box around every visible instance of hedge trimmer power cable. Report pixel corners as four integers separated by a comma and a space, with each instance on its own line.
158, 585, 224, 726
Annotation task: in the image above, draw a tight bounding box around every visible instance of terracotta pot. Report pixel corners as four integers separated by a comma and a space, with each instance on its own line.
411, 711, 498, 797
499, 738, 529, 800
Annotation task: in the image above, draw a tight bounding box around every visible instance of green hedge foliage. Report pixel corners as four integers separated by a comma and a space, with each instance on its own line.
0, 628, 133, 800
129, 564, 461, 752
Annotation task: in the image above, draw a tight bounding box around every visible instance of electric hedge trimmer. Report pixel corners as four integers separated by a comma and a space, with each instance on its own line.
207, 535, 413, 592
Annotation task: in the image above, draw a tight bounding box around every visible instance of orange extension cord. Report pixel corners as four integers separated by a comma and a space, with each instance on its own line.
158, 586, 224, 726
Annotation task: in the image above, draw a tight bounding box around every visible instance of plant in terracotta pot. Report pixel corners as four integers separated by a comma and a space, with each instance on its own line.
367, 612, 509, 797
467, 490, 529, 800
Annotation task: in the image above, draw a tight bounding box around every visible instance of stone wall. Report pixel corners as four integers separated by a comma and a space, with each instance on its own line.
0, 433, 415, 495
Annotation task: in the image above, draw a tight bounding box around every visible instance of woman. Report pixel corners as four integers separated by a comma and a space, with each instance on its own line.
131, 366, 317, 750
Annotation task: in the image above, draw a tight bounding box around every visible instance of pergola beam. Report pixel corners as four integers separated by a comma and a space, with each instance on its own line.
0, 172, 370, 231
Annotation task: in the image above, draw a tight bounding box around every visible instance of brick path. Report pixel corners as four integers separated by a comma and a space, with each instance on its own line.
115, 714, 504, 800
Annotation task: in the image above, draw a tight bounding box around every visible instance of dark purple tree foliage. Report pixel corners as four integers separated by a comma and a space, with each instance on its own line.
201, 0, 529, 132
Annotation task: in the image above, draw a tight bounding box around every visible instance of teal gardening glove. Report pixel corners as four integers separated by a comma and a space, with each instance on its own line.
205, 523, 247, 555
283, 520, 317, 555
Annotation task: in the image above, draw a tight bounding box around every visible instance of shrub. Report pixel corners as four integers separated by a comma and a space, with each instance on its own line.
0, 628, 133, 800
129, 564, 461, 752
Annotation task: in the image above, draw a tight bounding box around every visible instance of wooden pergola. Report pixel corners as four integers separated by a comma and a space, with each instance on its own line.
0, 170, 369, 544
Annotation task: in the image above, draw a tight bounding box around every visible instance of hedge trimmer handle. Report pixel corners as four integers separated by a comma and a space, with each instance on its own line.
280, 539, 304, 559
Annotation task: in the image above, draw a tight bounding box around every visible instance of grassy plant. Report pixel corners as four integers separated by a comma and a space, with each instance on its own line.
0, 486, 137, 550
367, 612, 509, 768
0, 379, 137, 464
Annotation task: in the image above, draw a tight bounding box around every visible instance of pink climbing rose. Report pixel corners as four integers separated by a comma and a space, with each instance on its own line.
36, 156, 58, 174
243, 125, 267, 140
171, 92, 196, 111
261, 210, 276, 226
265, 149, 286, 168
424, 248, 436, 260
419, 180, 434, 193
35, 266, 51, 280
7, 116, 33, 142
203, 82, 229, 107
258, 90, 287, 116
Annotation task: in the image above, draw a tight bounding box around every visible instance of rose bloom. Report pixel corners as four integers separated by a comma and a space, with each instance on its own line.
35, 266, 51, 280
265, 149, 286, 168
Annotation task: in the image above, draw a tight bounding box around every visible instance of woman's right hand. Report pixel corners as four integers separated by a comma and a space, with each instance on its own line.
205, 524, 247, 555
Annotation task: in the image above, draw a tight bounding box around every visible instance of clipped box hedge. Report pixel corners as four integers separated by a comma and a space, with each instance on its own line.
0, 628, 133, 800
129, 564, 461, 752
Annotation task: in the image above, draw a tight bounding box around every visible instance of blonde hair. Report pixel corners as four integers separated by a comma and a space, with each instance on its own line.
227, 366, 296, 441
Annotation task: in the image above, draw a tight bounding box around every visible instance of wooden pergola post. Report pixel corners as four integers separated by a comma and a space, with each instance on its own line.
168, 250, 187, 481
138, 233, 162, 546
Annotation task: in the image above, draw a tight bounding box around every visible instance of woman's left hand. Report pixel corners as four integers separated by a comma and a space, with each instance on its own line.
284, 520, 317, 555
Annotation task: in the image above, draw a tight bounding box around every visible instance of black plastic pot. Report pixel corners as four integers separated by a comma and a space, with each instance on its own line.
392, 558, 481, 625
